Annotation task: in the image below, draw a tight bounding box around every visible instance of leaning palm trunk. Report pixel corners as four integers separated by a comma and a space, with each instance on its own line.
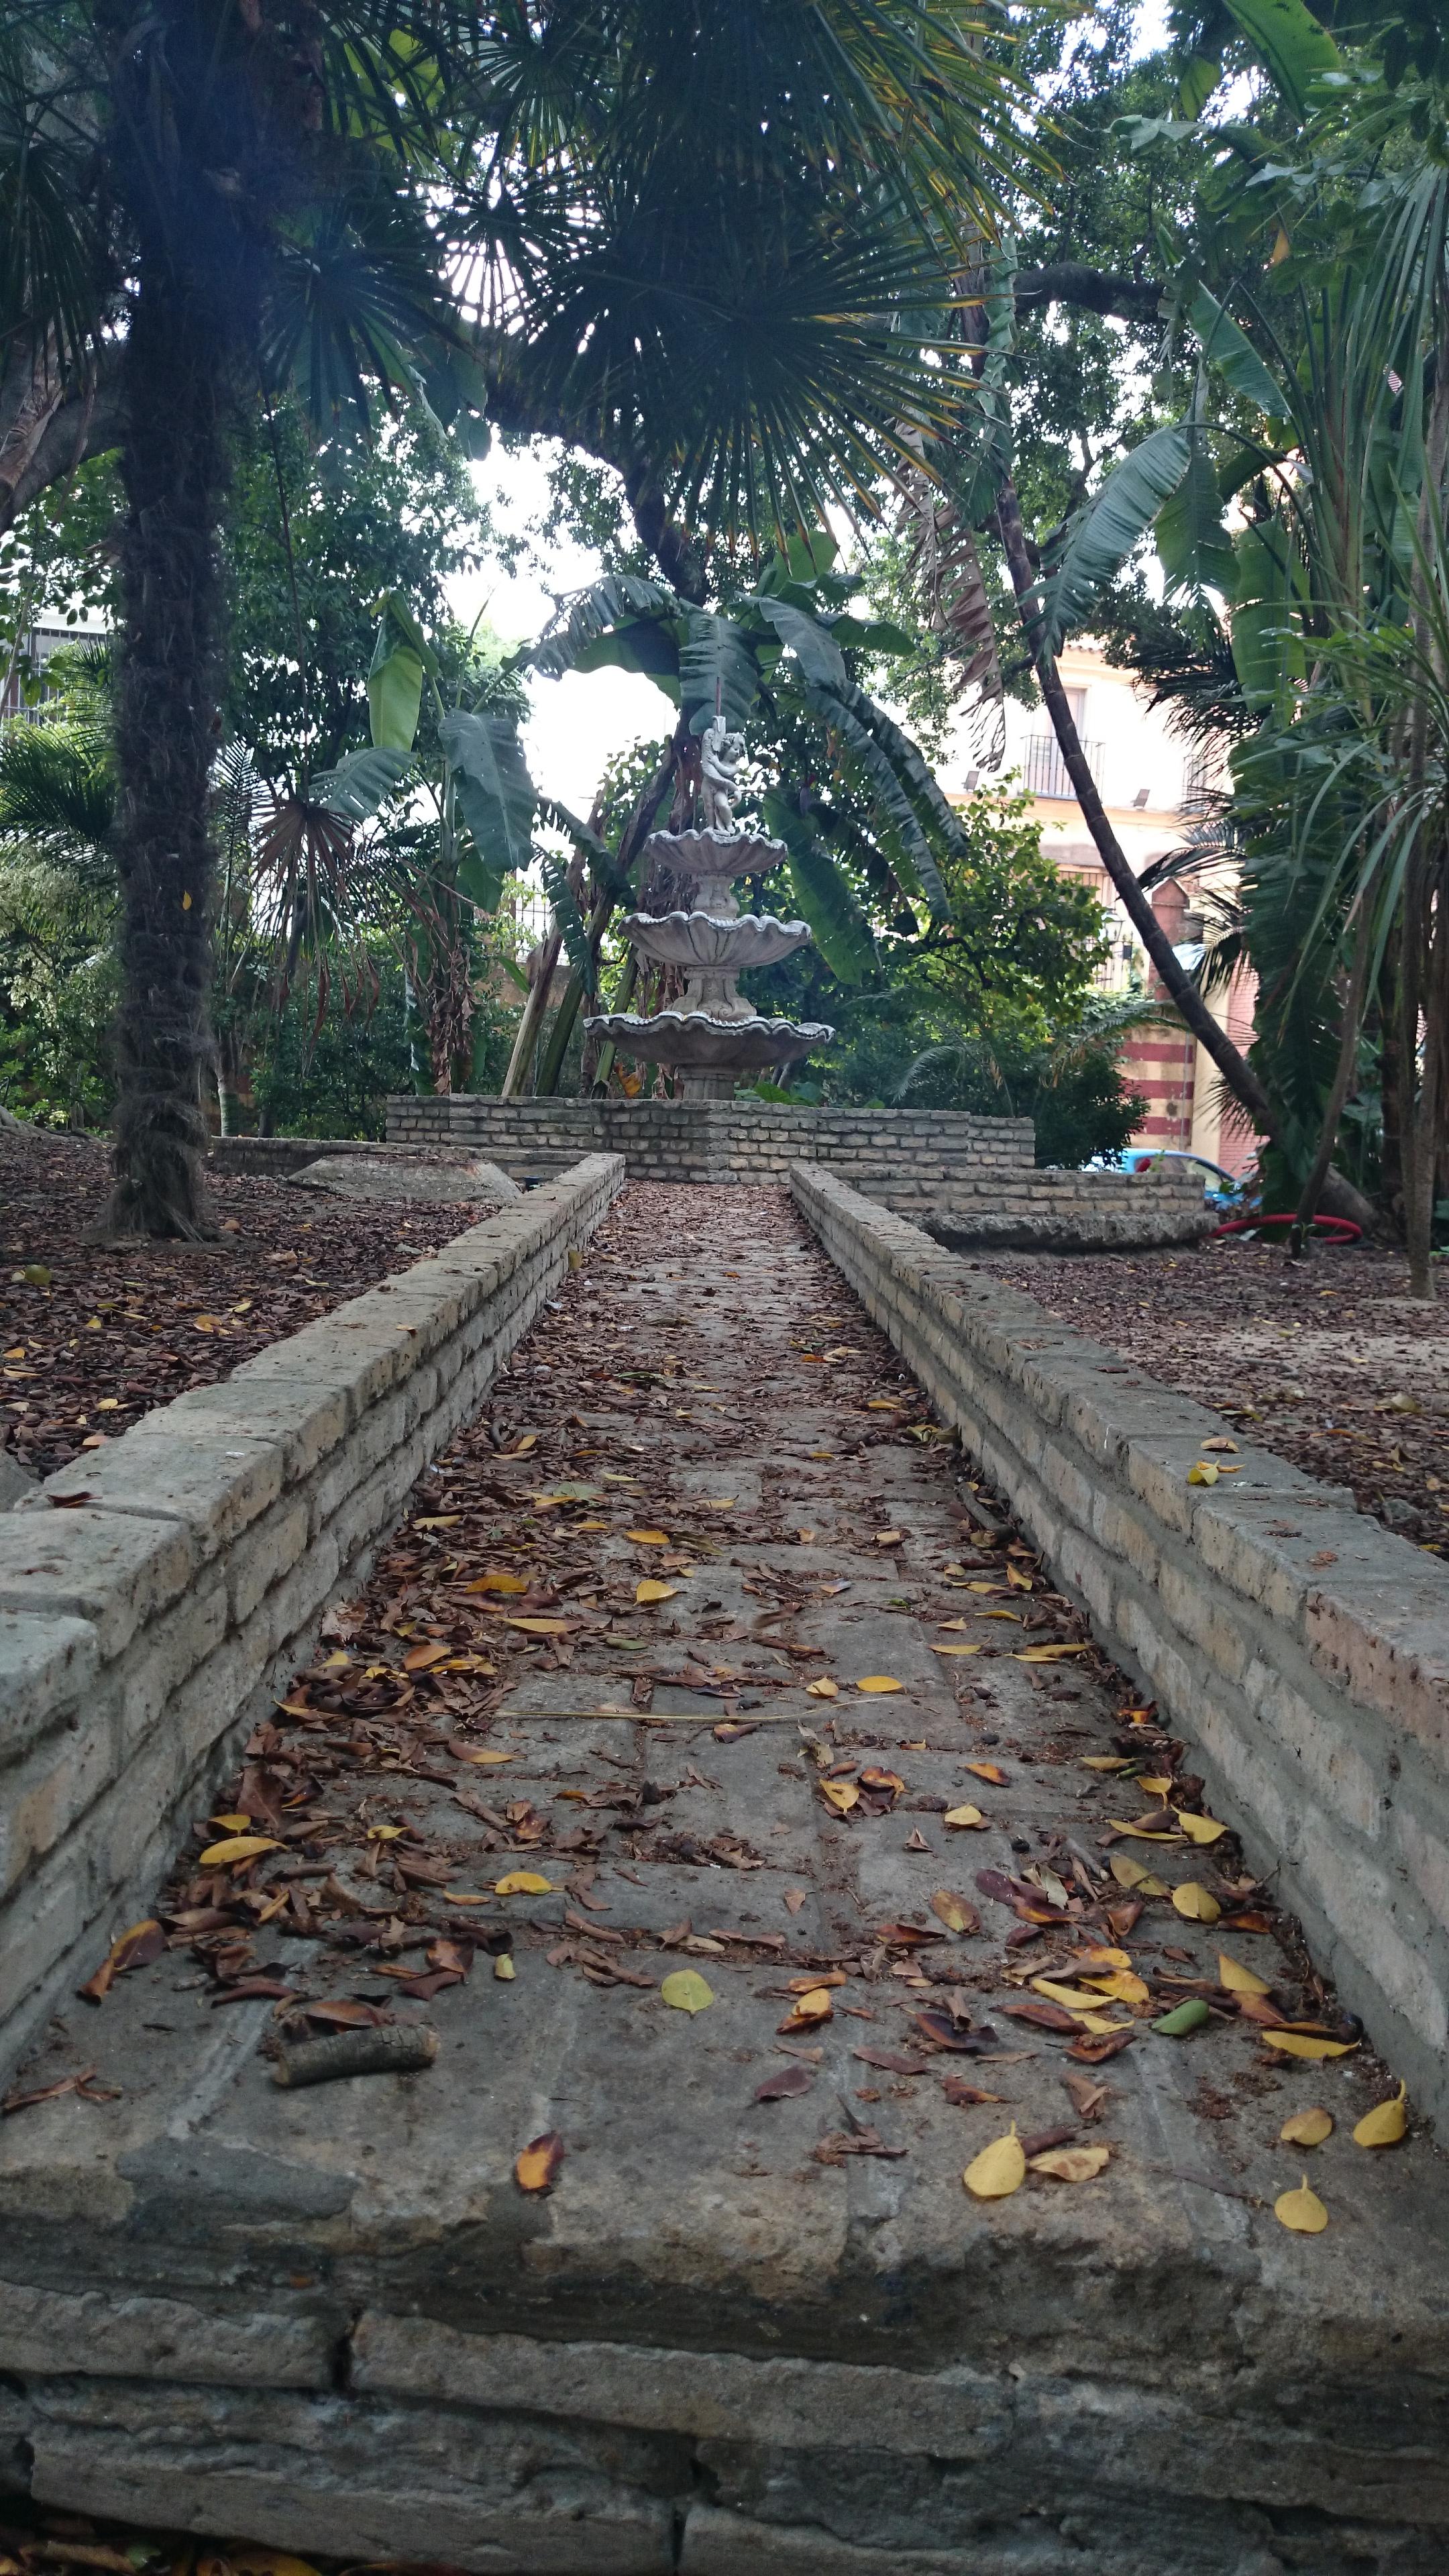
103, 258, 227, 1238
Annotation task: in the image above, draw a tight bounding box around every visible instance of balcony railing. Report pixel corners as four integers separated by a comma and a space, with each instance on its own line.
1025, 732, 1102, 800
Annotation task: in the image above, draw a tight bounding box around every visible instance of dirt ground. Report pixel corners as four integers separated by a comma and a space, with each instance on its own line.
976, 1233, 1448, 1552
0, 1128, 497, 1481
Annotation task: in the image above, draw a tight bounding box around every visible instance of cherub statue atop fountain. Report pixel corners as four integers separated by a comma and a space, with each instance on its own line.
698, 713, 745, 835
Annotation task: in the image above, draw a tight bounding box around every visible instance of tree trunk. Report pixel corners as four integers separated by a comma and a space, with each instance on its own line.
1291, 911, 1373, 1249
101, 258, 227, 1238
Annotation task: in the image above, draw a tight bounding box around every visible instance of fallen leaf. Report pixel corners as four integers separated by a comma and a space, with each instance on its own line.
778, 1987, 833, 2033
932, 1643, 981, 1658
820, 1780, 861, 1815
1030, 2145, 1110, 2182
636, 1580, 679, 1605
806, 1677, 840, 1698
1280, 2106, 1333, 2147
465, 1570, 531, 1594
1200, 1438, 1238, 1454
1068, 2028, 1136, 2063
943, 2076, 1008, 2105
1187, 1461, 1220, 1486
1262, 2031, 1358, 2061
626, 1528, 670, 1545
1152, 1998, 1211, 2037
661, 1969, 714, 2013
856, 1675, 903, 1694
853, 2046, 928, 2075
1081, 1756, 1135, 1772
515, 2131, 565, 2192
1085, 1969, 1150, 2007
502, 1615, 574, 1635
943, 1804, 987, 1829
1172, 1882, 1221, 1924
963, 2126, 1026, 2200
456, 1748, 513, 1766
1353, 2084, 1407, 2148
1218, 1951, 1273, 1997
783, 1888, 808, 1915
494, 1955, 516, 1979
755, 2064, 814, 2101
209, 1812, 252, 1831
873, 1529, 904, 1546
1108, 1819, 1183, 1844
1176, 1810, 1229, 1845
368, 1823, 406, 1841
197, 1835, 282, 1867
1033, 1978, 1107, 2009
1063, 2074, 1109, 2121
1002, 1999, 1081, 2033
1013, 1644, 1090, 1663
930, 1890, 980, 1936
1275, 2176, 1328, 2234
494, 1870, 555, 1895
965, 1762, 1008, 1785
403, 1642, 451, 1671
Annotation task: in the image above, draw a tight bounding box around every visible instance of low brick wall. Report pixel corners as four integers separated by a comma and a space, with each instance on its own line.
794, 1164, 1449, 2121
383, 1098, 1210, 1244
0, 1155, 623, 2087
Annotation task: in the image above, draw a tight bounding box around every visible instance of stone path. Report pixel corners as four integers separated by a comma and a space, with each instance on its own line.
3, 1185, 1447, 2576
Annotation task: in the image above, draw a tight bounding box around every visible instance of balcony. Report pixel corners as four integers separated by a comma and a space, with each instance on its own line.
1025, 732, 1102, 800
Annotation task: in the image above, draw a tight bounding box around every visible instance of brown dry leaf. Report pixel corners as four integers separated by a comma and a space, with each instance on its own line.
1353, 2084, 1407, 2148
1063, 2074, 1109, 2121
853, 2045, 928, 2076
856, 1674, 904, 1694
1280, 2106, 1334, 2147
1030, 2144, 1111, 2182
963, 2126, 1026, 2200
456, 1748, 513, 1767
755, 2064, 814, 2101
636, 1580, 679, 1605
943, 2076, 1008, 2105
943, 1803, 987, 1830
783, 1888, 808, 1915
403, 1641, 451, 1672
930, 1890, 980, 1936
77, 1916, 166, 2001
515, 2131, 565, 2193
502, 1615, 574, 1635
1275, 2176, 1329, 2233
1218, 1951, 1273, 1996
965, 1762, 1008, 1786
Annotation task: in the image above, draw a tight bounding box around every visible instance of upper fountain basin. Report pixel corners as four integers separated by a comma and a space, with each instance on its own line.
621, 910, 812, 972
582, 1011, 834, 1071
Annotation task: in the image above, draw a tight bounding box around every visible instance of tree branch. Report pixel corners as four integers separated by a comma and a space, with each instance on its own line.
0, 346, 125, 536
1014, 266, 1165, 327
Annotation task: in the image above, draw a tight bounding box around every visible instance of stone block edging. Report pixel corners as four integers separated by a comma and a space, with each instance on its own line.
0, 1153, 623, 2086
792, 1161, 1449, 2123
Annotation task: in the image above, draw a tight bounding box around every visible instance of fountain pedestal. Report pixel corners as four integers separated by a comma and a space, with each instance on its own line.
584, 826, 833, 1099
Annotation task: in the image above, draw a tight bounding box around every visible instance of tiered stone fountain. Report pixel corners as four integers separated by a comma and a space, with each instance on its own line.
584, 720, 833, 1100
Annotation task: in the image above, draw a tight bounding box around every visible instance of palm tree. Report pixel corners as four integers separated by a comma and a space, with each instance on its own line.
4, 0, 1029, 1233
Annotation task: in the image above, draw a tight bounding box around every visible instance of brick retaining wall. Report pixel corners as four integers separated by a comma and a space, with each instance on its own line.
0, 1155, 623, 2086
794, 1163, 1449, 2123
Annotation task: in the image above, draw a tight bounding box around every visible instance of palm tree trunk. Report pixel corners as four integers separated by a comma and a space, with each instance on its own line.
1291, 910, 1373, 1248
102, 257, 226, 1238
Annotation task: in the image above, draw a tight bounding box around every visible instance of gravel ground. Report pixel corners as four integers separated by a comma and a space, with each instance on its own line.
0, 1129, 494, 1482
975, 1234, 1448, 1553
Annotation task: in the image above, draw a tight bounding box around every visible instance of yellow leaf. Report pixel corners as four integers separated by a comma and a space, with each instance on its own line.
458, 1748, 513, 1766
967, 1582, 1006, 1595
1353, 2084, 1407, 2148
806, 1677, 840, 1698
1262, 2031, 1358, 2061
1275, 2176, 1328, 2233
494, 1870, 555, 1895
197, 1835, 281, 1866
977, 1610, 1022, 1623
932, 1643, 981, 1658
405, 1641, 451, 1671
414, 1515, 462, 1529
1271, 223, 1292, 265
855, 1675, 903, 1693
1218, 1951, 1272, 1996
1108, 1854, 1149, 1889
97, 1397, 119, 1410
627, 1527, 670, 1545
1032, 1979, 1106, 2008
1006, 1564, 1033, 1591
1187, 1461, 1220, 1486
226, 2552, 327, 2576
209, 1811, 252, 1832
1109, 1819, 1183, 1843
943, 1803, 987, 1829
821, 1779, 861, 1814
494, 1953, 515, 1978
506, 1433, 539, 1455
1173, 1882, 1221, 1923
1081, 1756, 1134, 1772
661, 1969, 714, 2013
1075, 1945, 1131, 1970
503, 1615, 573, 1635
865, 1398, 904, 1410
466, 1569, 531, 1594
965, 1761, 1008, 1784
442, 1890, 492, 1906
368, 1823, 406, 1841
873, 1529, 904, 1546
574, 1519, 608, 1531
963, 2126, 1026, 2200
930, 1890, 975, 1934
636, 1579, 679, 1605
1138, 1776, 1173, 1800
1014, 1644, 1089, 1662
704, 1497, 737, 1509
1176, 1810, 1228, 1845
1030, 2145, 1111, 2182
1280, 2107, 1334, 2147
1085, 1969, 1150, 2006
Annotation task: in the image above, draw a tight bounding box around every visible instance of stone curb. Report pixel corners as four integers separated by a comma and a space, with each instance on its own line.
792, 1161, 1449, 2125
0, 1153, 624, 2086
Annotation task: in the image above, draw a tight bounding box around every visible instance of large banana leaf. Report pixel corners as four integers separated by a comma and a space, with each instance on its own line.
1221, 0, 1338, 114
439, 710, 536, 881
753, 596, 848, 691
1156, 440, 1238, 598
1230, 522, 1305, 716
539, 849, 595, 997
1040, 423, 1193, 657
806, 682, 951, 918
309, 744, 413, 820
368, 615, 425, 754
529, 576, 674, 680
1189, 286, 1288, 423
762, 790, 876, 984
572, 618, 682, 694
680, 610, 760, 735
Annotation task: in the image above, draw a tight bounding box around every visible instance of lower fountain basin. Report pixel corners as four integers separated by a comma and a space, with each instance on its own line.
621, 910, 812, 972
584, 1012, 833, 1071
